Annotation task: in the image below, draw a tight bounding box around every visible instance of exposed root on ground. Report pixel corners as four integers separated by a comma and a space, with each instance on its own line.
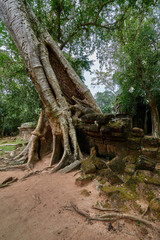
13, 139, 31, 163
20, 170, 41, 181
92, 205, 121, 213
71, 202, 90, 218
73, 170, 82, 176
58, 160, 81, 173
0, 143, 23, 148
0, 177, 18, 188
50, 152, 70, 173
70, 202, 160, 232
0, 164, 28, 172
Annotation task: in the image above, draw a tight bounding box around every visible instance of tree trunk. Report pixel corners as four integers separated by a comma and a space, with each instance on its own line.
149, 96, 160, 138
1, 113, 5, 137
0, 0, 101, 170
144, 106, 149, 135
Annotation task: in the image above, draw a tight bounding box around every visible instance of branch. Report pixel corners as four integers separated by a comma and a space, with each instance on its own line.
60, 31, 78, 50
57, 2, 62, 43
92, 0, 115, 25
92, 205, 121, 213
60, 4, 129, 49
81, 6, 129, 29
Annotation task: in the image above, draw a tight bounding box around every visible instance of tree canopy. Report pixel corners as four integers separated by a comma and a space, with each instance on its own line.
93, 4, 160, 136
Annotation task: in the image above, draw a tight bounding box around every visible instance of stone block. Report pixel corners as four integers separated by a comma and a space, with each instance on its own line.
131, 127, 144, 137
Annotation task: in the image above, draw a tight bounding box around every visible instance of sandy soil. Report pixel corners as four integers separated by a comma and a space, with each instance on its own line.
0, 165, 159, 240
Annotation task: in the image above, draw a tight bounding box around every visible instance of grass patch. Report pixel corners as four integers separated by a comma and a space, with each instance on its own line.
0, 137, 27, 156
0, 138, 25, 145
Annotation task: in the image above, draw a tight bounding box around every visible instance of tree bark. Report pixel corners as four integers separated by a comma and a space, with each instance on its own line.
149, 96, 160, 138
1, 113, 5, 136
0, 0, 101, 170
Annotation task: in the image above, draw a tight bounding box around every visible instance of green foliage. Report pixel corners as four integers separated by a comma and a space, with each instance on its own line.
95, 91, 116, 113
64, 53, 93, 81
114, 16, 160, 113
95, 4, 160, 117
26, 0, 145, 57
0, 138, 26, 156
0, 48, 40, 135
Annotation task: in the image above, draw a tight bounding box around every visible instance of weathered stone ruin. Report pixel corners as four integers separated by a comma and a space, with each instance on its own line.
75, 113, 160, 219
77, 113, 160, 161
18, 122, 35, 141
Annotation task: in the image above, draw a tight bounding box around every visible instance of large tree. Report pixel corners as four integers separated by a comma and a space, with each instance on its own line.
0, 0, 103, 171
0, 0, 155, 170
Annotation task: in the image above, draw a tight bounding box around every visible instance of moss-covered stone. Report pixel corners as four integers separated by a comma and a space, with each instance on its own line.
125, 176, 139, 192
91, 156, 108, 170
97, 168, 109, 177
109, 120, 124, 132
105, 168, 123, 185
101, 185, 134, 208
123, 155, 137, 164
141, 147, 158, 158
80, 113, 113, 124
142, 136, 159, 147
136, 170, 160, 185
80, 189, 90, 197
141, 184, 155, 202
136, 170, 152, 178
96, 113, 113, 124
81, 158, 96, 174
122, 174, 132, 183
149, 198, 160, 219
75, 174, 95, 186
124, 164, 135, 175
131, 127, 144, 137
108, 156, 125, 174
80, 124, 99, 132
127, 137, 142, 150
125, 176, 155, 202
136, 155, 156, 171
99, 178, 107, 184
81, 145, 108, 174
81, 113, 98, 123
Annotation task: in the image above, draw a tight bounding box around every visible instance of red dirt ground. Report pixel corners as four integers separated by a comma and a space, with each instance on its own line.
0, 164, 159, 240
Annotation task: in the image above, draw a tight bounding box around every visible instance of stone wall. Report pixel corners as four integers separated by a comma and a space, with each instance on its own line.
77, 113, 160, 162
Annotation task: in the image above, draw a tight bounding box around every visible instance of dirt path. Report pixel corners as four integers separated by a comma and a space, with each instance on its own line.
0, 169, 159, 240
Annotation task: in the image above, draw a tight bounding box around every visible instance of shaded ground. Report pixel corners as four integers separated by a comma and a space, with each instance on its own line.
0, 167, 159, 240
0, 137, 160, 239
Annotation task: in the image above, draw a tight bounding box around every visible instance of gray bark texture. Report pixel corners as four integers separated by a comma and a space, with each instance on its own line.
0, 0, 101, 171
